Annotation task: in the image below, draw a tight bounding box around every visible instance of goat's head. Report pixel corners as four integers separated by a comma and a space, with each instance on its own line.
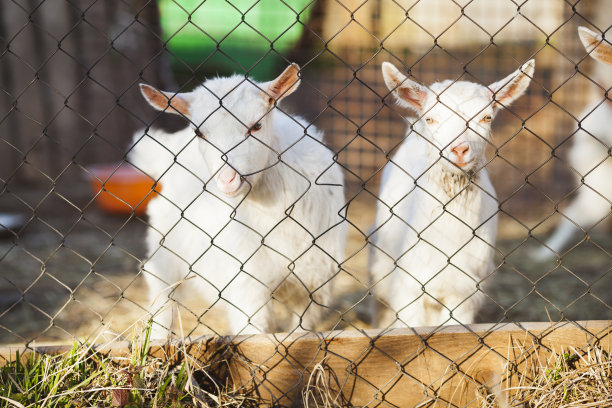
139, 64, 301, 198
578, 26, 612, 66
382, 60, 535, 174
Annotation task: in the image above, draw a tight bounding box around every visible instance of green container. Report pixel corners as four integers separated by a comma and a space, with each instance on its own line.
158, 0, 313, 79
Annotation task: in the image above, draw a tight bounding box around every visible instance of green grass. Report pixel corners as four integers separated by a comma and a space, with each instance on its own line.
0, 323, 223, 408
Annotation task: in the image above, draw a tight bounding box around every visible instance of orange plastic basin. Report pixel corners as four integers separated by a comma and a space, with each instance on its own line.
86, 163, 160, 215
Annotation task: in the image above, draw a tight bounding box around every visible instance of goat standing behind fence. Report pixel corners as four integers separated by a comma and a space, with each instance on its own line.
534, 27, 612, 261
369, 60, 535, 327
128, 64, 347, 338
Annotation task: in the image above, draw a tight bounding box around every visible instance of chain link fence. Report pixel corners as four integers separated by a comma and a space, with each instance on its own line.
1, 0, 611, 405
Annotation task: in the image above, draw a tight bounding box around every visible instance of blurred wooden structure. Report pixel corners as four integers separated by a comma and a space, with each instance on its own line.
0, 0, 175, 188
1, 0, 610, 223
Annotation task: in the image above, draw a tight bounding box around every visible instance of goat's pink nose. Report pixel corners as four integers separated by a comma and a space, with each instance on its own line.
219, 167, 237, 184
451, 143, 470, 159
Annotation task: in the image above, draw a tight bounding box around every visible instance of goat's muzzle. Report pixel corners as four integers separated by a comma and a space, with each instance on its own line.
216, 166, 244, 196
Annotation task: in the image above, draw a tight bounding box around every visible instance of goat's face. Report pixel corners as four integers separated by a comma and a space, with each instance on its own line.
139, 64, 300, 198
416, 81, 495, 173
382, 60, 535, 174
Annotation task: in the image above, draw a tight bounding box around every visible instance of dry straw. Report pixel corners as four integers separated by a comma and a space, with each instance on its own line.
477, 345, 612, 408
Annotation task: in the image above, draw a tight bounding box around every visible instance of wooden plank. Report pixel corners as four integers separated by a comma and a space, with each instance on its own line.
0, 321, 610, 407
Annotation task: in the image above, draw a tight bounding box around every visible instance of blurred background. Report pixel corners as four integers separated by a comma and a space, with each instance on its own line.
0, 0, 611, 345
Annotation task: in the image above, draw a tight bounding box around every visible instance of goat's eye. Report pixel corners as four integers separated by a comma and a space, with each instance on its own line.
250, 122, 262, 132
195, 128, 204, 138
425, 117, 437, 125
481, 114, 492, 123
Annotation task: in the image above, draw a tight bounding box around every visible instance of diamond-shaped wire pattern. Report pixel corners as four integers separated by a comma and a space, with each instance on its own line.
0, 0, 611, 406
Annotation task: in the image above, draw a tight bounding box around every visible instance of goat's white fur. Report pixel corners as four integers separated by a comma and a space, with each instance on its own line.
129, 65, 346, 337
370, 60, 535, 327
534, 27, 612, 261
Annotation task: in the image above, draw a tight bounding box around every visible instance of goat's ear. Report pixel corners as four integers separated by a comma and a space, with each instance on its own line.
139, 84, 192, 118
264, 63, 300, 105
381, 61, 428, 112
578, 26, 612, 65
489, 59, 535, 110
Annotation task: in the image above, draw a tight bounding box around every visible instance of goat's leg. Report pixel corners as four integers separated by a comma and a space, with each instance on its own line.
223, 272, 274, 335
385, 275, 425, 328
369, 294, 395, 329
142, 260, 179, 339
297, 273, 334, 331
368, 247, 401, 328
392, 298, 426, 328
445, 294, 481, 326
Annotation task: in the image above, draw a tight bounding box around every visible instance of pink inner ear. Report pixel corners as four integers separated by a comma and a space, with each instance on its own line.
143, 86, 190, 117
141, 86, 165, 109
397, 86, 427, 111
268, 65, 299, 102
268, 79, 292, 104
491, 80, 520, 108
583, 36, 599, 51
167, 95, 190, 117
269, 82, 284, 98
270, 79, 292, 100
593, 45, 612, 65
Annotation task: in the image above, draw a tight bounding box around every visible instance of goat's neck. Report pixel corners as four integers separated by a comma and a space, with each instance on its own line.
413, 123, 482, 201
247, 164, 285, 206
243, 135, 286, 207
426, 148, 482, 202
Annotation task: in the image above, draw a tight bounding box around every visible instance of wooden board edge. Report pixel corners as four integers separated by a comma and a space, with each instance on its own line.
1, 320, 609, 362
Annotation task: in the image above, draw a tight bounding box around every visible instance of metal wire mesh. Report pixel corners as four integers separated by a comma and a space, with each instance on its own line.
1, 0, 611, 406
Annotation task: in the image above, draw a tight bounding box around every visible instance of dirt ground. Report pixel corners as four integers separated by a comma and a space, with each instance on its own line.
0, 183, 610, 345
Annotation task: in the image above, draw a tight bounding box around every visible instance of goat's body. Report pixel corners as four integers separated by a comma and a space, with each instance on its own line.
370, 131, 498, 327
130, 112, 346, 336
535, 100, 612, 260
371, 60, 533, 328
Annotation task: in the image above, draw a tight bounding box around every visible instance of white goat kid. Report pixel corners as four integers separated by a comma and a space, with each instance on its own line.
129, 64, 346, 338
370, 60, 535, 328
533, 27, 612, 261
